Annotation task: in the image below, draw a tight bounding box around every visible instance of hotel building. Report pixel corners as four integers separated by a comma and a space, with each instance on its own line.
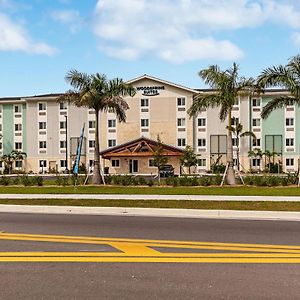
0, 75, 297, 175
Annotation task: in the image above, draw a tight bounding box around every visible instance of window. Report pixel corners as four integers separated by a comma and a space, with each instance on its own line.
252, 158, 261, 167
286, 158, 294, 166
252, 98, 261, 107
197, 159, 206, 167
177, 138, 186, 147
286, 138, 294, 147
198, 138, 206, 147
60, 141, 66, 149
89, 160, 94, 167
253, 138, 261, 147
252, 118, 261, 127
233, 158, 238, 166
39, 122, 46, 130
149, 159, 155, 167
141, 119, 149, 127
177, 118, 185, 127
231, 117, 239, 126
60, 160, 66, 168
15, 142, 22, 150
0, 143, 2, 150
60, 121, 66, 129
141, 98, 149, 107
39, 141, 46, 149
111, 159, 120, 167
89, 121, 96, 129
232, 138, 238, 147
39, 160, 47, 168
14, 124, 22, 131
108, 119, 116, 128
286, 100, 294, 106
59, 102, 67, 110
286, 118, 294, 126
38, 103, 46, 111
198, 118, 206, 127
89, 140, 95, 148
108, 139, 116, 147
0, 124, 2, 131
14, 105, 21, 113
177, 97, 185, 106
15, 161, 22, 168
234, 98, 239, 106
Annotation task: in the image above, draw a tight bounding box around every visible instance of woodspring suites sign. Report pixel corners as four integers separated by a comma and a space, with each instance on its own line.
136, 86, 165, 96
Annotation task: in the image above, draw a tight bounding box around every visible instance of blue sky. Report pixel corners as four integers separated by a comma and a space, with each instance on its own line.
1, 0, 300, 96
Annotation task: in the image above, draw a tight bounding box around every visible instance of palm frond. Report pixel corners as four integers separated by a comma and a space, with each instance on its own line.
65, 69, 91, 91
240, 131, 256, 139
261, 96, 298, 119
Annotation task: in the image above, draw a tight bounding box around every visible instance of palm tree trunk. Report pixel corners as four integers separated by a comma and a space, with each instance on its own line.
92, 108, 101, 184
226, 109, 236, 185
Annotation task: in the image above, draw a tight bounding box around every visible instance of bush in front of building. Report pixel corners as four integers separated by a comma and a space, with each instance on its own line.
0, 176, 11, 186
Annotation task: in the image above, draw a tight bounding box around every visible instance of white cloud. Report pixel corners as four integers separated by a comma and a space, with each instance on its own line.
51, 9, 83, 33
0, 13, 57, 55
93, 0, 300, 63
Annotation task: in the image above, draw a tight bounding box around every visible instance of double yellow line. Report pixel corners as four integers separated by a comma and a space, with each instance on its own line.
1, 232, 300, 263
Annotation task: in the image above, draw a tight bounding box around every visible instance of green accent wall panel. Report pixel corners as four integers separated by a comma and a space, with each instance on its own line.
3, 104, 13, 154
261, 97, 285, 153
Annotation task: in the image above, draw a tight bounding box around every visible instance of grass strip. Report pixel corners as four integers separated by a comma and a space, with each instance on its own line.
1, 185, 300, 196
1, 199, 300, 211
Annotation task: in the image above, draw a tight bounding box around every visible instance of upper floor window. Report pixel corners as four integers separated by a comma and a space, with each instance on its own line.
14, 105, 21, 113
252, 118, 261, 127
177, 118, 185, 127
286, 158, 294, 166
108, 119, 116, 128
111, 159, 120, 167
14, 124, 22, 131
39, 141, 46, 149
141, 98, 149, 107
60, 121, 66, 129
232, 138, 238, 147
15, 142, 22, 150
59, 102, 67, 110
286, 118, 294, 126
177, 97, 185, 106
108, 139, 116, 147
39, 122, 46, 130
231, 117, 239, 126
198, 159, 206, 167
141, 119, 149, 127
60, 141, 66, 149
89, 140, 95, 148
252, 98, 261, 107
233, 98, 239, 106
286, 138, 294, 147
177, 138, 186, 147
89, 121, 96, 129
253, 138, 261, 147
198, 138, 206, 147
198, 118, 206, 127
38, 103, 46, 111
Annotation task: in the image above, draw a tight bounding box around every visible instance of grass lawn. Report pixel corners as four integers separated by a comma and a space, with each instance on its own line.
1, 185, 300, 196
1, 198, 300, 211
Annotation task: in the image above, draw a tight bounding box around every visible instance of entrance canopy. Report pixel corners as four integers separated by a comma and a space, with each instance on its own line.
100, 136, 184, 159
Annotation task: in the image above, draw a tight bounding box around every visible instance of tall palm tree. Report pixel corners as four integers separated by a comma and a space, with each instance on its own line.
188, 63, 255, 185
229, 122, 256, 171
59, 70, 135, 184
258, 55, 300, 118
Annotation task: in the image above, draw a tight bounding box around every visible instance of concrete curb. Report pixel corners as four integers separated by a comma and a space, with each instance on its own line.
1, 204, 300, 221
1, 194, 300, 201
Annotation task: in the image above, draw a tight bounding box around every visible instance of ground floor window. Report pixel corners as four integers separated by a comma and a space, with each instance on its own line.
60, 160, 66, 168
39, 160, 47, 168
286, 158, 294, 166
197, 159, 206, 167
149, 159, 155, 167
177, 138, 186, 147
15, 160, 22, 168
111, 159, 120, 167
252, 158, 261, 167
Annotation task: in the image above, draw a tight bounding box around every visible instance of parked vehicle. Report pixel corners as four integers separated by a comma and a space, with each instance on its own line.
159, 165, 174, 178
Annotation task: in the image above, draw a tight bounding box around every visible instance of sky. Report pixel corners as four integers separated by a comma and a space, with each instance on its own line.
1, 0, 300, 96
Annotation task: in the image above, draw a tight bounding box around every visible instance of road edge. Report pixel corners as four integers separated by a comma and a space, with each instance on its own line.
1, 204, 300, 221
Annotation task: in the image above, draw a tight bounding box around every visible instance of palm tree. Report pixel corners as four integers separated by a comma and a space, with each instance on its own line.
188, 63, 255, 185
59, 70, 136, 184
258, 55, 300, 118
229, 122, 256, 171
1, 150, 27, 174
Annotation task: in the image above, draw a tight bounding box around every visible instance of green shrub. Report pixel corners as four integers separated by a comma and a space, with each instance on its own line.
138, 177, 147, 185
13, 176, 20, 185
266, 176, 280, 187
33, 176, 44, 186
0, 176, 10, 186
55, 175, 69, 186
199, 176, 211, 186
147, 180, 154, 187
213, 175, 223, 185
20, 175, 32, 186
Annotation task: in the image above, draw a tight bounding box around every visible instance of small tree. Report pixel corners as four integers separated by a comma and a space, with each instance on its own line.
180, 145, 198, 174
153, 136, 169, 183
248, 148, 263, 172
1, 150, 27, 174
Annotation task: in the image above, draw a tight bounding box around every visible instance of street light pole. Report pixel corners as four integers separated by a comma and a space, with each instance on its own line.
65, 115, 68, 173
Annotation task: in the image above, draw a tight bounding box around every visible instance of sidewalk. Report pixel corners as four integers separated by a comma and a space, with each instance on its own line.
0, 194, 300, 201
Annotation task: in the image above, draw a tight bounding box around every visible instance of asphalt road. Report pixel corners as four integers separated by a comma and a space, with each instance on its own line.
1, 213, 300, 299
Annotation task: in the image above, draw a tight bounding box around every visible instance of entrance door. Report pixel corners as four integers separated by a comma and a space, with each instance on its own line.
129, 159, 138, 173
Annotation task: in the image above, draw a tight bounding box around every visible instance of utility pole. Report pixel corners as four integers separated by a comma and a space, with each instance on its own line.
65, 115, 68, 173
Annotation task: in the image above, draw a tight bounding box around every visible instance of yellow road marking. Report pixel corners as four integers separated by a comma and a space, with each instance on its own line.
1, 232, 300, 263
